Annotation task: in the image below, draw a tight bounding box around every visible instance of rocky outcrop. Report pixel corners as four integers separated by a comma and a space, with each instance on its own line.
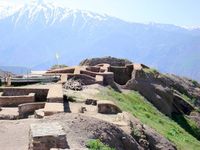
79, 56, 132, 66
125, 113, 177, 150
159, 74, 200, 107
124, 68, 195, 116
144, 126, 177, 150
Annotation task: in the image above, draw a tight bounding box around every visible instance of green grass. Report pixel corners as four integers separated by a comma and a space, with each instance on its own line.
86, 139, 115, 150
97, 87, 200, 150
172, 114, 200, 140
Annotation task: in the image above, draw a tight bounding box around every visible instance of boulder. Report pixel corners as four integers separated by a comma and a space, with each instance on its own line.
85, 99, 97, 105
97, 100, 122, 114
34, 109, 44, 119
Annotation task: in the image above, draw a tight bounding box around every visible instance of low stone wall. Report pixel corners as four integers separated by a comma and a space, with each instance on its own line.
86, 66, 100, 72
0, 88, 49, 102
80, 70, 97, 77
80, 70, 114, 85
18, 102, 45, 118
0, 93, 35, 107
67, 74, 96, 85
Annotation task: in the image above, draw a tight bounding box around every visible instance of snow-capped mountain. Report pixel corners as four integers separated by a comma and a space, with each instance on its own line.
0, 0, 200, 81
1, 0, 109, 25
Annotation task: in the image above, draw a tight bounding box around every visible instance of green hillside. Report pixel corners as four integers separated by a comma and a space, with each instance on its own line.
97, 87, 200, 150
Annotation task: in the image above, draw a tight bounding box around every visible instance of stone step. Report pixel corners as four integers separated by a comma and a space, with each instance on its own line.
43, 103, 64, 116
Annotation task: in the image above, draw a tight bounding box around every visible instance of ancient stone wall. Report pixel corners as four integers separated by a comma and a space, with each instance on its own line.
0, 93, 35, 107
0, 88, 49, 102
80, 70, 114, 85
18, 102, 45, 118
110, 65, 133, 85
80, 70, 97, 77
86, 66, 100, 72
29, 122, 68, 150
67, 74, 96, 85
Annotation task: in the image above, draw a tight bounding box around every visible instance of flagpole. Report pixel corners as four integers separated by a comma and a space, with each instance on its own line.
56, 53, 59, 69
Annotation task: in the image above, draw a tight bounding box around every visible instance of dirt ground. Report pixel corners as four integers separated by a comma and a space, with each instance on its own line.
0, 119, 37, 150
0, 113, 137, 150
0, 84, 135, 150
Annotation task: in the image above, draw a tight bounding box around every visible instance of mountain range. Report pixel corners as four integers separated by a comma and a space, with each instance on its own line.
0, 0, 200, 81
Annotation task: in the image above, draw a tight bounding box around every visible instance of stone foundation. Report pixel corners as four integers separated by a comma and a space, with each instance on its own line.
0, 88, 49, 102
29, 122, 68, 150
0, 93, 35, 107
18, 102, 45, 118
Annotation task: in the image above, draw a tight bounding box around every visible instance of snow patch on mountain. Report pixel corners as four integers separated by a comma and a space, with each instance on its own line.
0, 0, 108, 26
0, 1, 23, 19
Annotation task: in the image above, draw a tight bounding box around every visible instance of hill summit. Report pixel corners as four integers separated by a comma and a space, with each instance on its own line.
0, 56, 200, 149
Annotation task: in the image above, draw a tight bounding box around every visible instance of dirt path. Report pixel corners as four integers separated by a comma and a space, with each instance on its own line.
0, 119, 38, 150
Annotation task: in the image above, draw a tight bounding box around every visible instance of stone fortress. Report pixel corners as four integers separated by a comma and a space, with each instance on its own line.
0, 57, 196, 150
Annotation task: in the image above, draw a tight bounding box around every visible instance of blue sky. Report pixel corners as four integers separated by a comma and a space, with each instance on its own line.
4, 0, 200, 26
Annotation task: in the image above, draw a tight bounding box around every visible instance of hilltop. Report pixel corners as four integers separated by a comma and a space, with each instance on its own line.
1, 57, 199, 149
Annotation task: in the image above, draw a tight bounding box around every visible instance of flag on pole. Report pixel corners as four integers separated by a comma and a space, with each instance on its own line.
55, 53, 59, 59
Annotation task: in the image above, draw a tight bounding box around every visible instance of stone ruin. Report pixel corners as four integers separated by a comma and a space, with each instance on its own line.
45, 63, 148, 87
29, 122, 69, 150
0, 58, 191, 150
0, 61, 161, 121
0, 84, 63, 119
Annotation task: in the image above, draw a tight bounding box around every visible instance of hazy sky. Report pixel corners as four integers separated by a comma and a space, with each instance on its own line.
3, 0, 200, 26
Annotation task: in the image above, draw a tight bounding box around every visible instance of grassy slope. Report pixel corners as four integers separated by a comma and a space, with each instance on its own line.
97, 87, 200, 150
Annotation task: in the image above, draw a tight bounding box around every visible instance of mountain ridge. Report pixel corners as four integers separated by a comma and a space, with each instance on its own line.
0, 1, 200, 81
